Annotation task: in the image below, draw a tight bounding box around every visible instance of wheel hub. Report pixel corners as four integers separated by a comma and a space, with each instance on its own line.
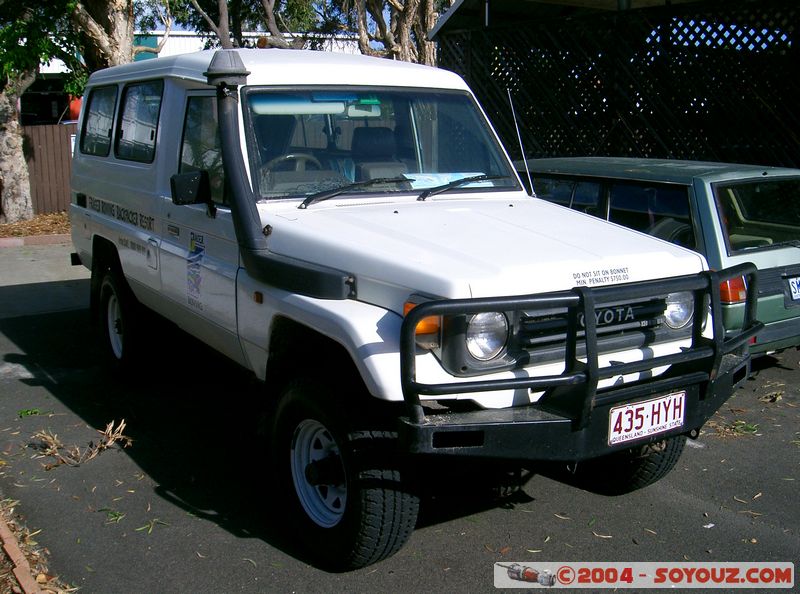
290, 418, 347, 528
305, 454, 346, 487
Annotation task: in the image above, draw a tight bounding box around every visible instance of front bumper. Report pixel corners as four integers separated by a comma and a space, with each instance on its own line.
397, 264, 762, 461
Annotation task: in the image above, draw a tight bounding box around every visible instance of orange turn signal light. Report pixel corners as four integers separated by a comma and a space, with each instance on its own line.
403, 302, 441, 335
719, 276, 747, 304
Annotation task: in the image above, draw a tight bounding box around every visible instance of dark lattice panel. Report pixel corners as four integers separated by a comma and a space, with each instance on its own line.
437, 1, 799, 167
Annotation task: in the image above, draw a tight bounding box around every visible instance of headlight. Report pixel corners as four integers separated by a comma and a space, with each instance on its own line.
466, 312, 508, 361
664, 291, 694, 329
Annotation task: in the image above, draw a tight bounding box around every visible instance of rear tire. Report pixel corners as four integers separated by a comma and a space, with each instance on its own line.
98, 271, 140, 369
272, 380, 419, 570
567, 436, 687, 496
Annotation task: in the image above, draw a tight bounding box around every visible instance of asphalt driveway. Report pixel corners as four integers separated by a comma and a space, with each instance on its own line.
0, 242, 797, 593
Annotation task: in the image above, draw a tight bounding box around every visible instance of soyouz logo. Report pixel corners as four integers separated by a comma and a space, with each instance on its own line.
493, 562, 794, 589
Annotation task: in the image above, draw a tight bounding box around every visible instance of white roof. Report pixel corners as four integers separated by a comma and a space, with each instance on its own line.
86, 48, 470, 91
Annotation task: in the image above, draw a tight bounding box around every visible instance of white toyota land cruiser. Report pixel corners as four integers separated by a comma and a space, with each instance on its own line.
70, 48, 761, 570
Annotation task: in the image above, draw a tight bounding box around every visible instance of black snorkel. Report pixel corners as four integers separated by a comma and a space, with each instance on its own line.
204, 50, 355, 300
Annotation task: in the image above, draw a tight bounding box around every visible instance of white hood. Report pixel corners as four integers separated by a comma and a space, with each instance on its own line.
262, 195, 707, 306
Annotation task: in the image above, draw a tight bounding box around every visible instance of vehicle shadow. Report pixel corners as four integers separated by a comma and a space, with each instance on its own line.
0, 302, 302, 555
0, 296, 537, 568
0, 279, 88, 318
750, 352, 790, 373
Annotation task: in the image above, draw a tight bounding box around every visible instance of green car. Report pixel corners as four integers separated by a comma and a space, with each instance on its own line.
520, 157, 800, 355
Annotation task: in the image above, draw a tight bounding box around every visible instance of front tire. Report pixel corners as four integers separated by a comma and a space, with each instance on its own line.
566, 436, 687, 496
272, 380, 419, 570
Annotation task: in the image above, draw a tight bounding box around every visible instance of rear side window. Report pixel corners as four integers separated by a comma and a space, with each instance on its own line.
714, 178, 800, 253
80, 86, 118, 157
115, 80, 164, 163
608, 182, 695, 249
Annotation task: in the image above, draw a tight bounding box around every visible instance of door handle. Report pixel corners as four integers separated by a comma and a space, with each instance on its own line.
147, 238, 159, 270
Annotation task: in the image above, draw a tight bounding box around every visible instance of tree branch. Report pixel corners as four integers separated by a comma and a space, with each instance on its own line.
71, 2, 115, 63
259, 0, 290, 48
7, 69, 37, 100
188, 0, 232, 48
134, 0, 173, 56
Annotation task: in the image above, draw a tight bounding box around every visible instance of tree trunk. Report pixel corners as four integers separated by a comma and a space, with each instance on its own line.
415, 0, 437, 66
231, 0, 244, 47
107, 0, 136, 65
393, 0, 419, 62
354, 0, 377, 57
215, 0, 233, 48
188, 0, 233, 48
0, 72, 35, 225
74, 0, 174, 67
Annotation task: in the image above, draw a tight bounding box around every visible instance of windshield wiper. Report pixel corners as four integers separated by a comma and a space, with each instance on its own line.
298, 176, 413, 209
416, 174, 510, 201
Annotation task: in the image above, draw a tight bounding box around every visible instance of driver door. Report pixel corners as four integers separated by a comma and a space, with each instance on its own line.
159, 91, 245, 365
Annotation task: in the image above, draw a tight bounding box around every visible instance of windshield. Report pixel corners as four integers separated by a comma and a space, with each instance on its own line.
713, 178, 800, 253
244, 88, 519, 200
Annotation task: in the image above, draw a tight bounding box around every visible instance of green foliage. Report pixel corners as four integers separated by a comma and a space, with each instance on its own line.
281, 0, 317, 32
313, 0, 353, 35
177, 0, 348, 46
176, 0, 265, 45
0, 1, 86, 95
64, 69, 89, 97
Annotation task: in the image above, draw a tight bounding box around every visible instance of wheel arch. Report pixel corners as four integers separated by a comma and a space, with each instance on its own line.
264, 316, 365, 399
236, 275, 406, 402
89, 235, 124, 319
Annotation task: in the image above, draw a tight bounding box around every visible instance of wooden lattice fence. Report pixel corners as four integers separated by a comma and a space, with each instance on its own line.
437, 0, 799, 167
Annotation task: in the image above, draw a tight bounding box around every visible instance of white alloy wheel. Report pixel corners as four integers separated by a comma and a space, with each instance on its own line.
106, 290, 124, 360
273, 380, 420, 569
290, 419, 347, 528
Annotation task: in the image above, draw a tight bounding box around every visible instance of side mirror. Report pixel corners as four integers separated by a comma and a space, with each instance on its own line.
170, 170, 211, 205
170, 170, 217, 217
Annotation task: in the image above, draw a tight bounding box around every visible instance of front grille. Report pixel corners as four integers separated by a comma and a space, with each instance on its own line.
513, 297, 682, 365
438, 295, 692, 377
519, 298, 667, 349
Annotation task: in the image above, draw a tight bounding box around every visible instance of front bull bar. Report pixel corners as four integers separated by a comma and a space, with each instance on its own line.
398, 263, 762, 459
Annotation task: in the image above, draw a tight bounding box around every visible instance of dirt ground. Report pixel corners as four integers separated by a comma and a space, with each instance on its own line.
0, 499, 71, 594
0, 213, 70, 239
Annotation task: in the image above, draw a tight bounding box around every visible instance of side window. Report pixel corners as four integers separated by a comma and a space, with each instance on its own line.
572, 182, 602, 215
80, 86, 118, 157
115, 80, 164, 163
532, 177, 602, 216
179, 95, 226, 205
609, 183, 695, 249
